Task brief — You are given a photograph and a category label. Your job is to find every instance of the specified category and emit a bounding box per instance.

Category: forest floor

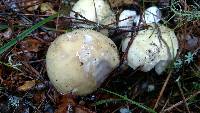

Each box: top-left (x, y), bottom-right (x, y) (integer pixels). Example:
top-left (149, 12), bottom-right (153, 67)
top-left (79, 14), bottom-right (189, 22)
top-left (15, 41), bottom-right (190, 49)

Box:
top-left (0, 0), bottom-right (200, 113)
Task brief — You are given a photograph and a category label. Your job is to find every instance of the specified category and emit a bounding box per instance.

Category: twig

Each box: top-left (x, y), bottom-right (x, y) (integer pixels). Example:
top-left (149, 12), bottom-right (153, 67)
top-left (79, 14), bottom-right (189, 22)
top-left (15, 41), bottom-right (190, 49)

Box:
top-left (170, 0), bottom-right (200, 21)
top-left (162, 91), bottom-right (200, 112)
top-left (154, 71), bottom-right (172, 109)
top-left (100, 88), bottom-right (157, 113)
top-left (176, 77), bottom-right (191, 113)
top-left (160, 98), bottom-right (169, 112)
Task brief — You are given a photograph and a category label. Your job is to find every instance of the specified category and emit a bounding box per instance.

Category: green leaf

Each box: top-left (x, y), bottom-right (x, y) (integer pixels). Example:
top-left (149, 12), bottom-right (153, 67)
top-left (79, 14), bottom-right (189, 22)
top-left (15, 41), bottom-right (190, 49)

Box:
top-left (95, 99), bottom-right (123, 106)
top-left (0, 13), bottom-right (58, 55)
top-left (0, 25), bottom-right (8, 30)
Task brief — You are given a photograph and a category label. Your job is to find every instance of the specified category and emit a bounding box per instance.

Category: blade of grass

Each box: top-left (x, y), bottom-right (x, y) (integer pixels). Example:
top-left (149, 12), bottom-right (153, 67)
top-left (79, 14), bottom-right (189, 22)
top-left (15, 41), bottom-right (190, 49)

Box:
top-left (100, 88), bottom-right (157, 113)
top-left (0, 25), bottom-right (8, 30)
top-left (95, 99), bottom-right (124, 106)
top-left (0, 13), bottom-right (59, 55)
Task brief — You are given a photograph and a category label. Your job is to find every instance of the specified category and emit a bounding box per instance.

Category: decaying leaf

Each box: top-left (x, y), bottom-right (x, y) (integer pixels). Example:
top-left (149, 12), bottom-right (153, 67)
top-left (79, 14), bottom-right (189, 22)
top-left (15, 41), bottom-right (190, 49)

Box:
top-left (40, 2), bottom-right (56, 14)
top-left (0, 65), bottom-right (3, 82)
top-left (3, 0), bottom-right (42, 12)
top-left (108, 0), bottom-right (137, 8)
top-left (55, 95), bottom-right (95, 113)
top-left (33, 91), bottom-right (46, 104)
top-left (75, 105), bottom-right (96, 113)
top-left (18, 80), bottom-right (35, 91)
top-left (20, 38), bottom-right (42, 52)
top-left (2, 27), bottom-right (12, 39)
top-left (55, 95), bottom-right (76, 113)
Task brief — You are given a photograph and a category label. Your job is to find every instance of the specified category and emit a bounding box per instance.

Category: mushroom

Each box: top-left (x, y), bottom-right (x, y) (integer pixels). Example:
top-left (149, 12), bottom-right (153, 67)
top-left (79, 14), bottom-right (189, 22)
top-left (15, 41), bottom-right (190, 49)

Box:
top-left (70, 0), bottom-right (116, 28)
top-left (122, 24), bottom-right (179, 74)
top-left (144, 6), bottom-right (161, 24)
top-left (118, 6), bottom-right (161, 30)
top-left (118, 10), bottom-right (138, 30)
top-left (46, 29), bottom-right (119, 95)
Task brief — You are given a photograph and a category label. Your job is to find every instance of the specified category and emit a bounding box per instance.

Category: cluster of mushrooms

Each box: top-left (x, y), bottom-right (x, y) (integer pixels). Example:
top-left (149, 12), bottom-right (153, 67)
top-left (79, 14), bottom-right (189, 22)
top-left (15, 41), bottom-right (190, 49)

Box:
top-left (46, 0), bottom-right (179, 96)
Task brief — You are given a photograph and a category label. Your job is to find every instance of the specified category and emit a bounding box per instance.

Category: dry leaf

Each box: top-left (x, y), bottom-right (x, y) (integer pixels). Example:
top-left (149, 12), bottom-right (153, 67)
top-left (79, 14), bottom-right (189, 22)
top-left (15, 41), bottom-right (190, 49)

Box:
top-left (20, 38), bottom-right (42, 52)
top-left (108, 0), bottom-right (137, 8)
top-left (55, 94), bottom-right (95, 113)
top-left (55, 95), bottom-right (76, 113)
top-left (75, 105), bottom-right (96, 113)
top-left (40, 2), bottom-right (56, 14)
top-left (0, 65), bottom-right (3, 83)
top-left (33, 91), bottom-right (46, 104)
top-left (2, 27), bottom-right (12, 39)
top-left (18, 80), bottom-right (35, 91)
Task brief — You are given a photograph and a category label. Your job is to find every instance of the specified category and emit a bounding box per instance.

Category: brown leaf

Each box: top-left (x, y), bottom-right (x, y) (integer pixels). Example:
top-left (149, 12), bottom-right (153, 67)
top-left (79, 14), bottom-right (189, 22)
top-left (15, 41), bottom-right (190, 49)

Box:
top-left (75, 105), bottom-right (96, 113)
top-left (197, 54), bottom-right (200, 67)
top-left (33, 91), bottom-right (46, 104)
top-left (55, 94), bottom-right (96, 113)
top-left (0, 65), bottom-right (3, 83)
top-left (108, 0), bottom-right (138, 8)
top-left (55, 95), bottom-right (77, 113)
top-left (20, 38), bottom-right (42, 52)
top-left (2, 27), bottom-right (12, 39)
top-left (18, 80), bottom-right (35, 91)
top-left (40, 2), bottom-right (56, 15)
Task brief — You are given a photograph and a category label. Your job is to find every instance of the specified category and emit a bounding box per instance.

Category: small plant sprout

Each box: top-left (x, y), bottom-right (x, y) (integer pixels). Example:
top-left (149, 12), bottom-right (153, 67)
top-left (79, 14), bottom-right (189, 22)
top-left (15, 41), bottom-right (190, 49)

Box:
top-left (170, 0), bottom-right (200, 21)
top-left (184, 52), bottom-right (194, 64)
top-left (119, 107), bottom-right (132, 113)
top-left (0, 51), bottom-right (24, 71)
top-left (8, 95), bottom-right (20, 108)
top-left (173, 51), bottom-right (197, 70)
top-left (8, 51), bottom-right (24, 71)
top-left (174, 59), bottom-right (183, 69)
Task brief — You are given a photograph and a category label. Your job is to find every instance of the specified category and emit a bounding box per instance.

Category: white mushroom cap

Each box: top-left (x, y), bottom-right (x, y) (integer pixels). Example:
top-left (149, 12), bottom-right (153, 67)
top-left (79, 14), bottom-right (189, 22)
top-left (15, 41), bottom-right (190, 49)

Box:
top-left (122, 24), bottom-right (179, 74)
top-left (118, 6), bottom-right (161, 28)
top-left (70, 0), bottom-right (116, 28)
top-left (144, 6), bottom-right (161, 24)
top-left (118, 10), bottom-right (137, 30)
top-left (46, 29), bottom-right (119, 95)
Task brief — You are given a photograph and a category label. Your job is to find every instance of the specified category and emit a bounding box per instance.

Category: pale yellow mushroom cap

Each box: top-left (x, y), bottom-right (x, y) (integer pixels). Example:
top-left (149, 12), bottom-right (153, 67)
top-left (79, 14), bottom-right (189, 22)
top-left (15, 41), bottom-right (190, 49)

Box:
top-left (46, 29), bottom-right (119, 95)
top-left (70, 0), bottom-right (116, 28)
top-left (122, 24), bottom-right (179, 74)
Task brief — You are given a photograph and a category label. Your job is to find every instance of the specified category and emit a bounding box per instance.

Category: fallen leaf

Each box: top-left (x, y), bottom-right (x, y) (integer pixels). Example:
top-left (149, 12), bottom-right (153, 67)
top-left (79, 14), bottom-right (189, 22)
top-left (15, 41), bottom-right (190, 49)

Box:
top-left (40, 2), bottom-right (56, 14)
top-left (55, 94), bottom-right (96, 113)
top-left (0, 65), bottom-right (3, 83)
top-left (108, 0), bottom-right (138, 8)
top-left (55, 95), bottom-right (76, 113)
top-left (184, 35), bottom-right (199, 50)
top-left (2, 27), bottom-right (12, 39)
top-left (75, 105), bottom-right (96, 113)
top-left (18, 80), bottom-right (35, 91)
top-left (20, 38), bottom-right (42, 52)
top-left (33, 91), bottom-right (46, 104)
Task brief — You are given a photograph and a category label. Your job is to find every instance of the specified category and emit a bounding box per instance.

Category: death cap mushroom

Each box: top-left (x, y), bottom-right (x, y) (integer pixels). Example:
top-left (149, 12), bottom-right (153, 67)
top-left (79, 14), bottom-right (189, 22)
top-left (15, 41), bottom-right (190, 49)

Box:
top-left (46, 29), bottom-right (119, 95)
